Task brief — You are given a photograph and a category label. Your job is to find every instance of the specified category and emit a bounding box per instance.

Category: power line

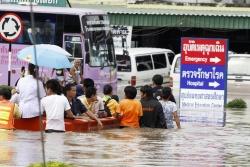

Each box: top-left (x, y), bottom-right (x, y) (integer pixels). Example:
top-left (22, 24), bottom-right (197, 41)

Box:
top-left (133, 27), bottom-right (171, 37)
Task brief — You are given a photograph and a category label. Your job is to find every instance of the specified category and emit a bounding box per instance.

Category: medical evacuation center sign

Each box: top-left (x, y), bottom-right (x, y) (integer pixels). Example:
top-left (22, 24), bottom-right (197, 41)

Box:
top-left (180, 38), bottom-right (228, 126)
top-left (0, 13), bottom-right (23, 42)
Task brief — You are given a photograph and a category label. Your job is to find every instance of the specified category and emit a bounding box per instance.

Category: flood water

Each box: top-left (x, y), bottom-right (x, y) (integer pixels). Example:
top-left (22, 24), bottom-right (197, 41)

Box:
top-left (1, 94), bottom-right (250, 167)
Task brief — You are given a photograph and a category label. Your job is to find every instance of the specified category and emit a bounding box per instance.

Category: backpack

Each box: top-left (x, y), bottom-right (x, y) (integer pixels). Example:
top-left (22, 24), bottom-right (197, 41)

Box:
top-left (104, 98), bottom-right (112, 117)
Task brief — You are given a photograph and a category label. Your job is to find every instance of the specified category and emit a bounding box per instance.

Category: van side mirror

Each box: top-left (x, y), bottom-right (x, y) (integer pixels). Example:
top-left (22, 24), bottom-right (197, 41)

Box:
top-left (174, 67), bottom-right (180, 73)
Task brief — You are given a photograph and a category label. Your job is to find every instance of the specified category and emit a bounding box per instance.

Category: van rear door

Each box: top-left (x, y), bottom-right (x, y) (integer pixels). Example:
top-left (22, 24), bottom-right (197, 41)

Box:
top-left (135, 55), bottom-right (154, 86)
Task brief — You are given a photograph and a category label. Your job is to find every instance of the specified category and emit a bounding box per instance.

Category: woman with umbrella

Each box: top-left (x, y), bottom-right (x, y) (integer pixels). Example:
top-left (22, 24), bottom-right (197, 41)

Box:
top-left (16, 44), bottom-right (74, 117)
top-left (16, 63), bottom-right (46, 118)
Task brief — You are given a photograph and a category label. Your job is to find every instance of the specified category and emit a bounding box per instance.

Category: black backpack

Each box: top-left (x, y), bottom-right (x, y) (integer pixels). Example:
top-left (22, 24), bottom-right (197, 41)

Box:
top-left (104, 98), bottom-right (112, 117)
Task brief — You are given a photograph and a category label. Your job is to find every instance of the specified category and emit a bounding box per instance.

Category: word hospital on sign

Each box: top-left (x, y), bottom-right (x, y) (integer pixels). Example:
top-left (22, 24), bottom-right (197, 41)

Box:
top-left (187, 81), bottom-right (204, 87)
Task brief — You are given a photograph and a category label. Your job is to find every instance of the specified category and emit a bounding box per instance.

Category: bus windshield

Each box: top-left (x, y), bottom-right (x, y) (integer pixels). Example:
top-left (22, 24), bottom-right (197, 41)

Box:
top-left (82, 15), bottom-right (115, 67)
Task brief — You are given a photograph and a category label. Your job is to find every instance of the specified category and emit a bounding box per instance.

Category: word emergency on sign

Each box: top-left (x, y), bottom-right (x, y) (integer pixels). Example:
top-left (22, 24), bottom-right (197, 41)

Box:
top-left (179, 38), bottom-right (228, 126)
top-left (0, 13), bottom-right (23, 42)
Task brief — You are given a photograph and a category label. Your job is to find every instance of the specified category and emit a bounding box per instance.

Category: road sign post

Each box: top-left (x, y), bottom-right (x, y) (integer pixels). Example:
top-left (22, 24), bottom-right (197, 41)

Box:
top-left (0, 13), bottom-right (23, 86)
top-left (8, 43), bottom-right (12, 86)
top-left (179, 37), bottom-right (228, 126)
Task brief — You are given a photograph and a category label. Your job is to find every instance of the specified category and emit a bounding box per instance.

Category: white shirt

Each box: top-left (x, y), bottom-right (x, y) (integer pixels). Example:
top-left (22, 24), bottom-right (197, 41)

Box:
top-left (160, 100), bottom-right (177, 129)
top-left (10, 93), bottom-right (20, 105)
top-left (16, 75), bottom-right (46, 118)
top-left (95, 96), bottom-right (104, 112)
top-left (41, 94), bottom-right (71, 131)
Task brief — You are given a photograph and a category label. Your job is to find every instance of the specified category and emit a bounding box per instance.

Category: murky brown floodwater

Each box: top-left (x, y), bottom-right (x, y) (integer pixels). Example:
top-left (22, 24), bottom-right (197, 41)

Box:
top-left (1, 92), bottom-right (250, 167)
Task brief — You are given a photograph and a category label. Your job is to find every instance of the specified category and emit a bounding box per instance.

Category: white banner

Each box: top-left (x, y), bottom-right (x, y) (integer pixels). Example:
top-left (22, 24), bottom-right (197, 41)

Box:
top-left (111, 25), bottom-right (132, 49)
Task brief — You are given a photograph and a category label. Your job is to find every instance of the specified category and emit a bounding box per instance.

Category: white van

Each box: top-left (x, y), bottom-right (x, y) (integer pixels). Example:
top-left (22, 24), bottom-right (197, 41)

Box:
top-left (228, 54), bottom-right (250, 96)
top-left (170, 53), bottom-right (181, 98)
top-left (116, 48), bottom-right (174, 89)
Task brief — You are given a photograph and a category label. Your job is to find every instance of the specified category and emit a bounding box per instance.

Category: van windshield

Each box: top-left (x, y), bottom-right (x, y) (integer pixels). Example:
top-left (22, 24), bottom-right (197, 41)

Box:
top-left (116, 54), bottom-right (131, 72)
top-left (228, 56), bottom-right (250, 76)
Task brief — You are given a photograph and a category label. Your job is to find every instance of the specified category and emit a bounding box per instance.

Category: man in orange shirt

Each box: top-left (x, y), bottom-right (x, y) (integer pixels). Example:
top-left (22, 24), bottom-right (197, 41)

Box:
top-left (0, 87), bottom-right (21, 130)
top-left (117, 86), bottom-right (143, 128)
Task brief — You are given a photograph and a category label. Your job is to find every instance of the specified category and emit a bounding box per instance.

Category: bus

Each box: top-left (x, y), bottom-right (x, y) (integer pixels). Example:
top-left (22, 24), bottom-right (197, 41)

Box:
top-left (0, 4), bottom-right (117, 92)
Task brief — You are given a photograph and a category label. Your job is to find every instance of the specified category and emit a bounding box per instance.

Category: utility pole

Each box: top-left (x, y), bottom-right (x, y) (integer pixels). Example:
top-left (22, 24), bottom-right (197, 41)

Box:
top-left (66, 0), bottom-right (71, 7)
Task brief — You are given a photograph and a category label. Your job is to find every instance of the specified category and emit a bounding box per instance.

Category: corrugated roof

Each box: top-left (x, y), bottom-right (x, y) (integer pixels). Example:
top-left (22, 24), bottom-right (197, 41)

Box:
top-left (72, 4), bottom-right (250, 29)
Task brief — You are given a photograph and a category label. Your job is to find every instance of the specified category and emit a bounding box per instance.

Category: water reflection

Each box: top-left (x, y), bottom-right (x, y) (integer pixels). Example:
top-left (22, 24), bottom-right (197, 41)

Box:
top-left (0, 95), bottom-right (250, 166)
top-left (12, 132), bottom-right (44, 167)
top-left (0, 130), bottom-right (13, 165)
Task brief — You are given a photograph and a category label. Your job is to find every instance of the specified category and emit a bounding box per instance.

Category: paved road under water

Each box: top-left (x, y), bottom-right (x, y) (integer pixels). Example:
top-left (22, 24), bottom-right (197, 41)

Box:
top-left (0, 94), bottom-right (250, 167)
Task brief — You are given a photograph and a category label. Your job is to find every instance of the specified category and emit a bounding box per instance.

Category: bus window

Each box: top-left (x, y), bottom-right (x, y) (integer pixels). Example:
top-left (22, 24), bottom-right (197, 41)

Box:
top-left (64, 15), bottom-right (81, 33)
top-left (64, 35), bottom-right (83, 62)
top-left (14, 13), bottom-right (56, 44)
top-left (82, 15), bottom-right (115, 67)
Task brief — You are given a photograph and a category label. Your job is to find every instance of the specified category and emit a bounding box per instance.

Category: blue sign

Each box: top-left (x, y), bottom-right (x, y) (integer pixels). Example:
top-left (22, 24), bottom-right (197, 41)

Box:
top-left (180, 64), bottom-right (226, 90)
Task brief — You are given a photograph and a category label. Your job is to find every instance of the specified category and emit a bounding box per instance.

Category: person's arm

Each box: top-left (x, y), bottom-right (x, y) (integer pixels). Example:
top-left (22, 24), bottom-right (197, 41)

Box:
top-left (85, 111), bottom-right (103, 129)
top-left (65, 109), bottom-right (75, 119)
top-left (173, 111), bottom-right (181, 129)
top-left (138, 101), bottom-right (143, 118)
top-left (40, 99), bottom-right (46, 117)
top-left (10, 93), bottom-right (18, 104)
top-left (13, 104), bottom-right (21, 119)
top-left (64, 97), bottom-right (75, 119)
top-left (114, 101), bottom-right (122, 119)
top-left (39, 81), bottom-right (46, 98)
